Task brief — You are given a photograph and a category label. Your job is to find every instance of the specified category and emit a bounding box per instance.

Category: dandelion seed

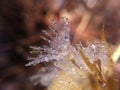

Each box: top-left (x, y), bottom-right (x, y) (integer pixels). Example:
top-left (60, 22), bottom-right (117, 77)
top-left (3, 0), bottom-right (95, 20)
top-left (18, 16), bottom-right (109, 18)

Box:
top-left (26, 18), bottom-right (114, 89)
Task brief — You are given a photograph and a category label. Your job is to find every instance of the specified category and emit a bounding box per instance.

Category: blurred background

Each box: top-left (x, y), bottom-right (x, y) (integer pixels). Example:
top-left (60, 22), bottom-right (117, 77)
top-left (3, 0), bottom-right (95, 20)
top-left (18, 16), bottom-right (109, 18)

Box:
top-left (0, 0), bottom-right (120, 90)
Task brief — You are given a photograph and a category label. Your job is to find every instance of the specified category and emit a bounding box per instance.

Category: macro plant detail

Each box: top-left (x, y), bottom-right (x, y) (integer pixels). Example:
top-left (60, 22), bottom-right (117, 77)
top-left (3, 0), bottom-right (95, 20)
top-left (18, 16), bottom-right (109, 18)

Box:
top-left (26, 18), bottom-right (118, 90)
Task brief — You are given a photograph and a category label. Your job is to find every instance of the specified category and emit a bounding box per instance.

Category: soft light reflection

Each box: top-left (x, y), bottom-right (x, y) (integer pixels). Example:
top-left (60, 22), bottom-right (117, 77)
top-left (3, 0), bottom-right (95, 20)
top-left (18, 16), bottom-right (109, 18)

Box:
top-left (86, 0), bottom-right (97, 8)
top-left (112, 45), bottom-right (120, 62)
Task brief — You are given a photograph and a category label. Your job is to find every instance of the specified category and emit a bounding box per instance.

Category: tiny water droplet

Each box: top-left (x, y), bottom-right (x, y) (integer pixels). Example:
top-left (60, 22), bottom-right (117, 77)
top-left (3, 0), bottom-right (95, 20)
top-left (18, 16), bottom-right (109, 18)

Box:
top-left (52, 19), bottom-right (57, 24)
top-left (62, 17), bottom-right (69, 26)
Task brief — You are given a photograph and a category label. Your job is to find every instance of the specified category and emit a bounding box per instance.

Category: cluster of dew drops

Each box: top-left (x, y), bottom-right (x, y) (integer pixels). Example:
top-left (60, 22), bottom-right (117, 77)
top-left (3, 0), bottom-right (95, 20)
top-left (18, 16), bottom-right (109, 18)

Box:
top-left (25, 17), bottom-right (111, 86)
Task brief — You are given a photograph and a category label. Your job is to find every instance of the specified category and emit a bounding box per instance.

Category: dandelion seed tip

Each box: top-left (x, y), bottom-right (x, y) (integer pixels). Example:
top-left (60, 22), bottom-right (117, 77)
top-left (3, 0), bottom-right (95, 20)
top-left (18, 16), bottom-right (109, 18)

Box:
top-left (25, 63), bottom-right (30, 67)
top-left (62, 17), bottom-right (68, 20)
top-left (62, 17), bottom-right (69, 26)
top-left (51, 19), bottom-right (57, 24)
